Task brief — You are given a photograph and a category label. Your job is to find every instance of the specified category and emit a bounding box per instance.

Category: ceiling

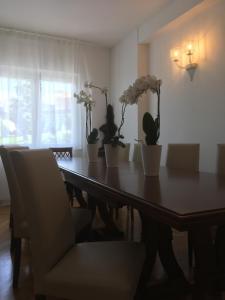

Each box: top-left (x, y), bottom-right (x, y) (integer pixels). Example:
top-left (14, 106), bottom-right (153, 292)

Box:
top-left (0, 0), bottom-right (174, 47)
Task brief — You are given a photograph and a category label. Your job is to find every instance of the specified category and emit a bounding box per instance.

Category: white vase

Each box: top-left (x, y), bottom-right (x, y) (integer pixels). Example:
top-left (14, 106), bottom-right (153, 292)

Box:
top-left (87, 144), bottom-right (98, 163)
top-left (141, 144), bottom-right (162, 176)
top-left (104, 144), bottom-right (119, 167)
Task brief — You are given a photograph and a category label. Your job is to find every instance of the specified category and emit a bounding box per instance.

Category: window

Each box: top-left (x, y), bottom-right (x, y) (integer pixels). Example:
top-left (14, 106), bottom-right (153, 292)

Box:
top-left (0, 67), bottom-right (75, 147)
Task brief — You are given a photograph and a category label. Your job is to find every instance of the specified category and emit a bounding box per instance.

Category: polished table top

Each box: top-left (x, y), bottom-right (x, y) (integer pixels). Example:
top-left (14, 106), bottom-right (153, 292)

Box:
top-left (58, 158), bottom-right (225, 230)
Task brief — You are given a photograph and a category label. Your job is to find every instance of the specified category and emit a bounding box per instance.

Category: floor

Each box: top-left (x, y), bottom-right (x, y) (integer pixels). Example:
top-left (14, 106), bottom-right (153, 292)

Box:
top-left (0, 204), bottom-right (224, 300)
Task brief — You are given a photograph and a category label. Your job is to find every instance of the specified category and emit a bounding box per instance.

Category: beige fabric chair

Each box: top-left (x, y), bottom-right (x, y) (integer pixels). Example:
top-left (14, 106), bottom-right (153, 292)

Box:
top-left (118, 143), bottom-right (130, 162)
top-left (50, 147), bottom-right (73, 159)
top-left (166, 143), bottom-right (200, 267)
top-left (214, 144), bottom-right (225, 279)
top-left (217, 144), bottom-right (225, 175)
top-left (166, 144), bottom-right (200, 172)
top-left (0, 146), bottom-right (29, 237)
top-left (11, 149), bottom-right (145, 300)
top-left (0, 145), bottom-right (29, 288)
top-left (0, 146), bottom-right (92, 288)
top-left (132, 143), bottom-right (142, 163)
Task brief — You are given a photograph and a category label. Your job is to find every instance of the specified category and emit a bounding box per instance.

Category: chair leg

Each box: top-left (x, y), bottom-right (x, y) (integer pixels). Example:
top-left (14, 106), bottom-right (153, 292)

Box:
top-left (35, 295), bottom-right (46, 300)
top-left (188, 231), bottom-right (193, 267)
top-left (12, 238), bottom-right (21, 289)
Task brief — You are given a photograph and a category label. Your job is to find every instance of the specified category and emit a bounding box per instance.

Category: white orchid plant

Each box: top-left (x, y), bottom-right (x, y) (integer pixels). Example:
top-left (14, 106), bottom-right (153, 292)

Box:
top-left (74, 90), bottom-right (96, 142)
top-left (119, 75), bottom-right (162, 145)
top-left (84, 81), bottom-right (108, 109)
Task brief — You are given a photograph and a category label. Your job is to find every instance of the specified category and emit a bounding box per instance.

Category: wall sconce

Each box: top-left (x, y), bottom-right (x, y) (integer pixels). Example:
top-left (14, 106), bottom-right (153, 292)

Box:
top-left (171, 41), bottom-right (198, 81)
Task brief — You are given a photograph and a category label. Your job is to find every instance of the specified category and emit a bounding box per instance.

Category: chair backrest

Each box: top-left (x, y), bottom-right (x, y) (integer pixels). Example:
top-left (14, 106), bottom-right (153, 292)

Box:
top-left (10, 149), bottom-right (74, 290)
top-left (0, 145), bottom-right (29, 237)
top-left (50, 147), bottom-right (72, 159)
top-left (132, 143), bottom-right (142, 163)
top-left (217, 144), bottom-right (225, 175)
top-left (118, 143), bottom-right (130, 162)
top-left (166, 144), bottom-right (200, 172)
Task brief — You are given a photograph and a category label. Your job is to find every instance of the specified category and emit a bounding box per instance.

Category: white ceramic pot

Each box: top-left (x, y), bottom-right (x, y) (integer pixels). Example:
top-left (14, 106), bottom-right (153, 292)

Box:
top-left (87, 144), bottom-right (98, 163)
top-left (104, 144), bottom-right (119, 167)
top-left (141, 144), bottom-right (162, 176)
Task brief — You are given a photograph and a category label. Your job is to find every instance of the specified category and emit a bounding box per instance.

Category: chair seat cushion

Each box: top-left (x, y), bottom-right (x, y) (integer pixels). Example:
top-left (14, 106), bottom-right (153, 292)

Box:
top-left (44, 241), bottom-right (145, 300)
top-left (71, 208), bottom-right (92, 237)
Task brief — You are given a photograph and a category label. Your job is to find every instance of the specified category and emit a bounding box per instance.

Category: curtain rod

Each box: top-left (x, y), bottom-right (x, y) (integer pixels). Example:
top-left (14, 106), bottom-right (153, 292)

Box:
top-left (0, 26), bottom-right (108, 49)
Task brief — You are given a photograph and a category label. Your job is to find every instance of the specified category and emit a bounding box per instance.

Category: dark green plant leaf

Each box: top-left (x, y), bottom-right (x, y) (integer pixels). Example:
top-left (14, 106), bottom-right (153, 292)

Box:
top-left (143, 112), bottom-right (159, 145)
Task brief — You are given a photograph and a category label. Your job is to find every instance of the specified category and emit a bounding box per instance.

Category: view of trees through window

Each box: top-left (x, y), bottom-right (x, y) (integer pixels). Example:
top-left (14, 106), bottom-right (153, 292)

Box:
top-left (0, 70), bottom-right (74, 147)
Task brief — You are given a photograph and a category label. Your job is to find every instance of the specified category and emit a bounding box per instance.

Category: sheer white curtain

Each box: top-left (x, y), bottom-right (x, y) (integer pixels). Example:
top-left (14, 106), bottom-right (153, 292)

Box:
top-left (0, 29), bottom-right (87, 150)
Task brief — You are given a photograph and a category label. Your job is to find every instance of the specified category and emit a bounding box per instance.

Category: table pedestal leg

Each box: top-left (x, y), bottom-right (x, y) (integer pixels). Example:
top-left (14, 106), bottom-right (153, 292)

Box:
top-left (74, 187), bottom-right (87, 208)
top-left (138, 215), bottom-right (158, 289)
top-left (190, 227), bottom-right (219, 296)
top-left (138, 214), bottom-right (186, 289)
top-left (87, 195), bottom-right (97, 220)
top-left (215, 224), bottom-right (225, 289)
top-left (87, 195), bottom-right (123, 238)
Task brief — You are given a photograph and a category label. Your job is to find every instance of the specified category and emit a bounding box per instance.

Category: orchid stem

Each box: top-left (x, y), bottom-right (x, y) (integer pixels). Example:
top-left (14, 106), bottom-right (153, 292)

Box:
top-left (118, 103), bottom-right (127, 137)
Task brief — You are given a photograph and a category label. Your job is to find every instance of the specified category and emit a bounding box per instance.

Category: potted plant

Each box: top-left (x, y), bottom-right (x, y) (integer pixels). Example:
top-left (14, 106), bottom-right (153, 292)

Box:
top-left (74, 90), bottom-right (99, 162)
top-left (99, 104), bottom-right (125, 167)
top-left (77, 82), bottom-right (127, 167)
top-left (119, 75), bottom-right (162, 176)
top-left (142, 112), bottom-right (161, 176)
top-left (85, 81), bottom-right (127, 163)
top-left (87, 128), bottom-right (99, 162)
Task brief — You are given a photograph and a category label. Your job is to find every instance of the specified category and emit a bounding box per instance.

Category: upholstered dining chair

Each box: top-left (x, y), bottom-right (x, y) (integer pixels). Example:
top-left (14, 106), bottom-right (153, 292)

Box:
top-left (0, 145), bottom-right (29, 288)
top-left (50, 147), bottom-right (87, 208)
top-left (217, 144), bottom-right (225, 175)
top-left (50, 147), bottom-right (72, 159)
top-left (166, 143), bottom-right (200, 172)
top-left (166, 143), bottom-right (200, 267)
top-left (132, 143), bottom-right (142, 163)
top-left (11, 149), bottom-right (145, 300)
top-left (118, 143), bottom-right (130, 162)
top-left (0, 146), bottom-right (92, 288)
top-left (214, 144), bottom-right (225, 285)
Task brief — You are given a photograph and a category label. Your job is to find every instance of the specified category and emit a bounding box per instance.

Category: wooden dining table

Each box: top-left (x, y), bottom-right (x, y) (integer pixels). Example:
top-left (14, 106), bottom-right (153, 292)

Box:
top-left (58, 157), bottom-right (225, 295)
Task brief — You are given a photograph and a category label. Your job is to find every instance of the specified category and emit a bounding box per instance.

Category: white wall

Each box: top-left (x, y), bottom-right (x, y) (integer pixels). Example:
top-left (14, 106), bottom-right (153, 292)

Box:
top-left (138, 0), bottom-right (204, 43)
top-left (109, 1), bottom-right (203, 159)
top-left (149, 0), bottom-right (225, 172)
top-left (81, 43), bottom-right (110, 130)
top-left (110, 31), bottom-right (138, 145)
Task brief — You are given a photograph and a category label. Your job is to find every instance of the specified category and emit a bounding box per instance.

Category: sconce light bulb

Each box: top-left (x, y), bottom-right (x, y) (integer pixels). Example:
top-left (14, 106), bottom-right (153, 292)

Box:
top-left (187, 43), bottom-right (192, 50)
top-left (171, 49), bottom-right (180, 62)
top-left (186, 42), bottom-right (194, 56)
